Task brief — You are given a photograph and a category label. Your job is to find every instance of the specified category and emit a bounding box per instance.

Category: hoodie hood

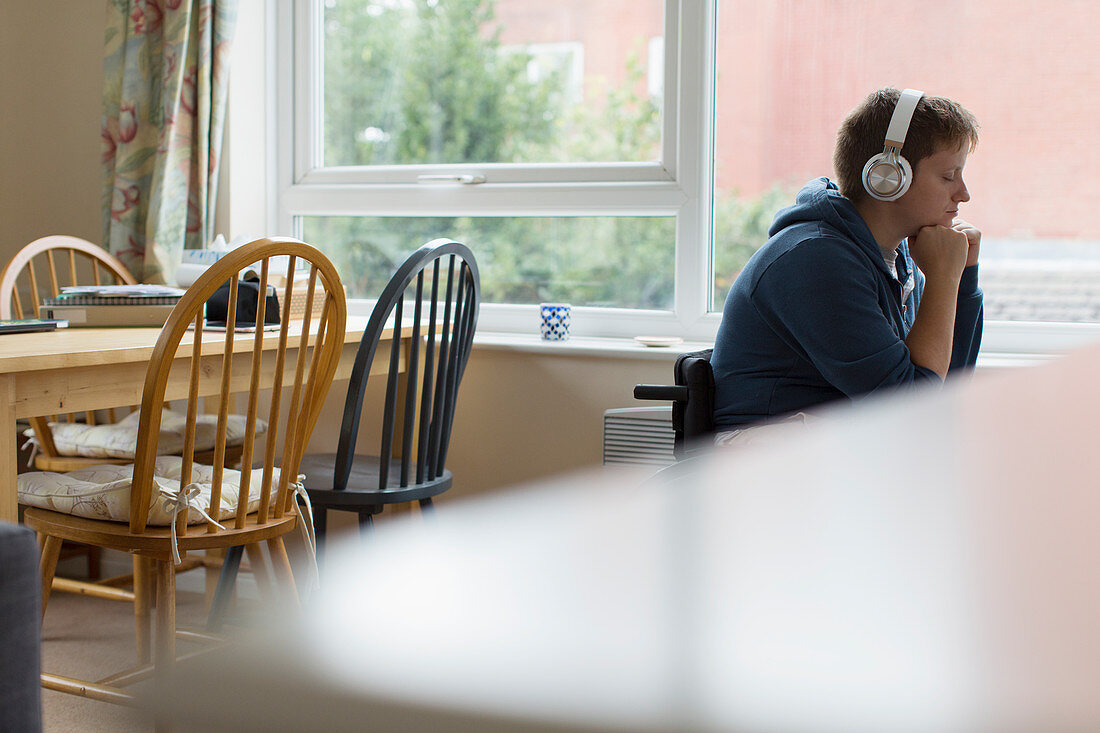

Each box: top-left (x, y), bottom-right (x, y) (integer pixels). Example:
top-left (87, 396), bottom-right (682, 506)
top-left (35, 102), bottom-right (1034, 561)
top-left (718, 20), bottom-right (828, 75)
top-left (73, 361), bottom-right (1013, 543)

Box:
top-left (769, 177), bottom-right (890, 269)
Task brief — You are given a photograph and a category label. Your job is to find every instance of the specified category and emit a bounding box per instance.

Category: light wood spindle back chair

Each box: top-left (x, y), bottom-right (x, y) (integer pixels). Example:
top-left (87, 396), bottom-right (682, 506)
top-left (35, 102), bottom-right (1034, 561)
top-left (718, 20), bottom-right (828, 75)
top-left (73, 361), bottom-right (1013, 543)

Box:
top-left (21, 237), bottom-right (347, 717)
top-left (2, 237), bottom-right (144, 597)
top-left (0, 236), bottom-right (139, 471)
top-left (2, 236), bottom-right (251, 606)
top-left (1, 235), bottom-right (253, 473)
top-left (0, 234), bottom-right (136, 320)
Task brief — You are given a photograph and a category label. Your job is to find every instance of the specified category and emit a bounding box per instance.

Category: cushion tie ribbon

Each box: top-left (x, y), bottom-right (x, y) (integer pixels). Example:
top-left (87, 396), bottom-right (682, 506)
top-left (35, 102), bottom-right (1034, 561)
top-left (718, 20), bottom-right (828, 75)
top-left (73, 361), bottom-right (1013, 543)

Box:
top-left (291, 480), bottom-right (320, 591)
top-left (160, 484), bottom-right (225, 565)
top-left (20, 434), bottom-right (39, 468)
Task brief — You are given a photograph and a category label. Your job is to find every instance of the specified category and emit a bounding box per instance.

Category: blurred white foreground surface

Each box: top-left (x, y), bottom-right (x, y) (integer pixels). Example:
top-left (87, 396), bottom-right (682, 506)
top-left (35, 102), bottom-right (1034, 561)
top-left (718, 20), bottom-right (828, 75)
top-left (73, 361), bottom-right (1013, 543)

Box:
top-left (159, 342), bottom-right (1100, 732)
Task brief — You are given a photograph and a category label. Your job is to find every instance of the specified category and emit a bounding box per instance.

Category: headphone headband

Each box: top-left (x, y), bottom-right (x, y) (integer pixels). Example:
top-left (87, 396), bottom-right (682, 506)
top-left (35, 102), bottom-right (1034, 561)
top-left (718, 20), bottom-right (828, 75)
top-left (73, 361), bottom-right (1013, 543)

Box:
top-left (884, 88), bottom-right (923, 150)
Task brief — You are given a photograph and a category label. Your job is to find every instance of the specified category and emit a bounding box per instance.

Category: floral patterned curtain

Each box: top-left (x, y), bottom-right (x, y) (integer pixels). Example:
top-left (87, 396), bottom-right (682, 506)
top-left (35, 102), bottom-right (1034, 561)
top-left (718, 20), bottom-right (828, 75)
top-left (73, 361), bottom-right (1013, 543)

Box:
top-left (100, 0), bottom-right (238, 284)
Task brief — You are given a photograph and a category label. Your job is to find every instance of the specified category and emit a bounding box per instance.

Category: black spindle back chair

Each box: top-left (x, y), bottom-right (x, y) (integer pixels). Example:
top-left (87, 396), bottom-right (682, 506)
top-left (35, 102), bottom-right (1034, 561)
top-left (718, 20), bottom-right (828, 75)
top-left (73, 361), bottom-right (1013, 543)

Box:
top-left (299, 238), bottom-right (480, 546)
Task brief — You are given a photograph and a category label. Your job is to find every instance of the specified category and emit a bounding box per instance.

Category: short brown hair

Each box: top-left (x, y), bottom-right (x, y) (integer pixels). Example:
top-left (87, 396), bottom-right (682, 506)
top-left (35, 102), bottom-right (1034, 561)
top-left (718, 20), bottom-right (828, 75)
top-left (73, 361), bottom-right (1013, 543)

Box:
top-left (833, 88), bottom-right (980, 204)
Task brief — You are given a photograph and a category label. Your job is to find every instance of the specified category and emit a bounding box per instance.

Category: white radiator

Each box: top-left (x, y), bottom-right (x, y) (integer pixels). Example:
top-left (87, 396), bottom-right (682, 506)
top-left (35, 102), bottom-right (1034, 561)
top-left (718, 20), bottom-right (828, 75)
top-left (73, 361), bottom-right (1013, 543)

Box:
top-left (602, 406), bottom-right (675, 467)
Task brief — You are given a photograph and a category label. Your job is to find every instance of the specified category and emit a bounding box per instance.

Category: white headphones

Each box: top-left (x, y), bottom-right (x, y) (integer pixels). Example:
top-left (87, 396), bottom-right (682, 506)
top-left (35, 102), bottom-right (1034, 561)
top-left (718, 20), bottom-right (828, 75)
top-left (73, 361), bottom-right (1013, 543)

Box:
top-left (861, 88), bottom-right (924, 201)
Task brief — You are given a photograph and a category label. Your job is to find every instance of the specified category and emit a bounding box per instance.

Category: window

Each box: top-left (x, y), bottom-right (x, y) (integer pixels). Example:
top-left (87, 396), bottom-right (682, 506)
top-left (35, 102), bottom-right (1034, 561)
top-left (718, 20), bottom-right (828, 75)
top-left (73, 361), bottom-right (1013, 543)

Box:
top-left (277, 0), bottom-right (1100, 348)
top-left (280, 0), bottom-right (708, 338)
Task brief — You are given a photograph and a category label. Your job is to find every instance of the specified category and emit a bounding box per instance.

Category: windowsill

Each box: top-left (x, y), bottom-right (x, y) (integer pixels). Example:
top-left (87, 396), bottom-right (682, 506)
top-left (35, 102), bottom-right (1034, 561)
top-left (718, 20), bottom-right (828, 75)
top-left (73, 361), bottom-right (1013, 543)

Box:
top-left (975, 352), bottom-right (1059, 369)
top-left (473, 332), bottom-right (1061, 368)
top-left (473, 332), bottom-right (711, 360)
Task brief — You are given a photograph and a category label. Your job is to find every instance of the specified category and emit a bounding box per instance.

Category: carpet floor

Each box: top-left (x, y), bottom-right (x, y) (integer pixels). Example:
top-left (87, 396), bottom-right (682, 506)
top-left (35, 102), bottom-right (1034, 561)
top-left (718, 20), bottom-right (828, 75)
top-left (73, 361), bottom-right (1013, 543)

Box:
top-left (40, 579), bottom-right (241, 732)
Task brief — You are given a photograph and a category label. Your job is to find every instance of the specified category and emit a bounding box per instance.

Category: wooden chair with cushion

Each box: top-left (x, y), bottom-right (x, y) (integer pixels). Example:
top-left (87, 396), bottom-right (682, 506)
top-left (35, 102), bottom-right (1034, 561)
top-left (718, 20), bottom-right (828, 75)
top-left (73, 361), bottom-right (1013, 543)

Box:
top-left (1, 235), bottom-right (138, 473)
top-left (2, 235), bottom-right (257, 608)
top-left (1, 236), bottom-right (144, 598)
top-left (1, 235), bottom-right (255, 473)
top-left (18, 237), bottom-right (347, 719)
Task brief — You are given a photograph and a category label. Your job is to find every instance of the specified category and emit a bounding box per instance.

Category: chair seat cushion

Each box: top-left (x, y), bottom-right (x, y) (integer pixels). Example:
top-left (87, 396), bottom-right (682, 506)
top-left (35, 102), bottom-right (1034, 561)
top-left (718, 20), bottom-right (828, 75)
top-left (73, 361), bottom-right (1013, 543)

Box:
top-left (24, 409), bottom-right (266, 460)
top-left (297, 453), bottom-right (452, 506)
top-left (17, 456), bottom-right (294, 526)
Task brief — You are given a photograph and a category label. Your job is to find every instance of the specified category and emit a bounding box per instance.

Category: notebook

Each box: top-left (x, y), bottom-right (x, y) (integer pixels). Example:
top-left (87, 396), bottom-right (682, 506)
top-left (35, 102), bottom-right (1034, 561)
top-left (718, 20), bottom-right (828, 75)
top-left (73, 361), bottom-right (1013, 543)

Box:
top-left (0, 318), bottom-right (68, 334)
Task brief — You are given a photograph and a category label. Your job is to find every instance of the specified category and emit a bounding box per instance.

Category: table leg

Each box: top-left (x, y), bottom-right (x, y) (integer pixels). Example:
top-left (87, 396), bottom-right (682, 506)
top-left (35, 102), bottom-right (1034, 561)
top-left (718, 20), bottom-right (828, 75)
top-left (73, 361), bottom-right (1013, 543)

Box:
top-left (1, 375), bottom-right (18, 522)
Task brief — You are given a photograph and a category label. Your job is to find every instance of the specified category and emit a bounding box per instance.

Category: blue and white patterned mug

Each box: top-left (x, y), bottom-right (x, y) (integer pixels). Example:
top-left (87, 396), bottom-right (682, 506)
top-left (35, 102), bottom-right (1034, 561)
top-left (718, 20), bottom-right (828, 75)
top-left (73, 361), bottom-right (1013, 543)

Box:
top-left (540, 303), bottom-right (571, 341)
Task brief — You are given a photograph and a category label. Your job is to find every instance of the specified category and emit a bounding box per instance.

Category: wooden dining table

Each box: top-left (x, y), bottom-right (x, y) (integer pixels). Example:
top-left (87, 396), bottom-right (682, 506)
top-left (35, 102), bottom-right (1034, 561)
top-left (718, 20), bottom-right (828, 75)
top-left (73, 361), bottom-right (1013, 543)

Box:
top-left (0, 317), bottom-right (388, 522)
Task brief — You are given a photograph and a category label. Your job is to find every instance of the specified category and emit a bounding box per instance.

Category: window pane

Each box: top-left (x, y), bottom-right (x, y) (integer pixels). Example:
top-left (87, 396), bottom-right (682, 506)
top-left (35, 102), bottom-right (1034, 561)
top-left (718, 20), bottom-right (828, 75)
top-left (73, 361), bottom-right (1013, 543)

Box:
top-left (322, 0), bottom-right (664, 167)
top-left (711, 0), bottom-right (1100, 323)
top-left (301, 215), bottom-right (675, 308)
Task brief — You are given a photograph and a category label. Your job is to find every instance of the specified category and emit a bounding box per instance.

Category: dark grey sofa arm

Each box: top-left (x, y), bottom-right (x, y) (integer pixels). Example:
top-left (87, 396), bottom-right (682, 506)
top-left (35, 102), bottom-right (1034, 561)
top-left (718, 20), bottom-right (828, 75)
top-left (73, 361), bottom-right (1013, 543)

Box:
top-left (0, 521), bottom-right (42, 732)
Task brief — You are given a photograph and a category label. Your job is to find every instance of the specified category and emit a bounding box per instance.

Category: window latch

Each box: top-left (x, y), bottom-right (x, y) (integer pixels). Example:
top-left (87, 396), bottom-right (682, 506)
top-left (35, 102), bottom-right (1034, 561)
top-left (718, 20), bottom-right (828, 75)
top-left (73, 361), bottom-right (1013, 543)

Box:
top-left (416, 174), bottom-right (487, 185)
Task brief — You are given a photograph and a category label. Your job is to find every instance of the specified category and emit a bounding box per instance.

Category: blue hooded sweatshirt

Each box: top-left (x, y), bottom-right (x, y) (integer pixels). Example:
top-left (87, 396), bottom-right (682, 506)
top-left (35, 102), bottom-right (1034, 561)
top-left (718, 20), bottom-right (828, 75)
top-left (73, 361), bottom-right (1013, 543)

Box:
top-left (711, 177), bottom-right (983, 430)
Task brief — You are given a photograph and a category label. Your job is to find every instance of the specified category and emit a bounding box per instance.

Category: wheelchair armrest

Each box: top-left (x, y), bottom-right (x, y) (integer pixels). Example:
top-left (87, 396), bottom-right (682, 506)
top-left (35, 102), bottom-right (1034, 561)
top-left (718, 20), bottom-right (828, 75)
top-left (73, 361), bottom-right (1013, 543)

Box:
top-left (633, 384), bottom-right (690, 402)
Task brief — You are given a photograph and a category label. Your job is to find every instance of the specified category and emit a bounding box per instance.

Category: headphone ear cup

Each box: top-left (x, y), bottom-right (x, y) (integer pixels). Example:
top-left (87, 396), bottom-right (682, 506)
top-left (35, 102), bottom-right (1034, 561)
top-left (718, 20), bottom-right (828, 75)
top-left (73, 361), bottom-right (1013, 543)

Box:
top-left (862, 152), bottom-right (913, 202)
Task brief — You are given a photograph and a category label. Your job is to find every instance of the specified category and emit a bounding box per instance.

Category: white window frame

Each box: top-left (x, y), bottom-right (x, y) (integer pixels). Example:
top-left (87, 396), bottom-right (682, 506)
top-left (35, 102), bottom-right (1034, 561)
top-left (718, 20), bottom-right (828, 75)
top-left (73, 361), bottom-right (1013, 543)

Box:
top-left (271, 0), bottom-right (1100, 355)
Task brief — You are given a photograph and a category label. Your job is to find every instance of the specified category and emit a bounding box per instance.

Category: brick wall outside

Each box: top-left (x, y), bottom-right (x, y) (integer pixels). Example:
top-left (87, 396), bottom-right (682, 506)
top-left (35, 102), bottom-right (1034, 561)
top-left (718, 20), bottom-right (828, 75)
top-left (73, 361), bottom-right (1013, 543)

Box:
top-left (494, 0), bottom-right (1099, 242)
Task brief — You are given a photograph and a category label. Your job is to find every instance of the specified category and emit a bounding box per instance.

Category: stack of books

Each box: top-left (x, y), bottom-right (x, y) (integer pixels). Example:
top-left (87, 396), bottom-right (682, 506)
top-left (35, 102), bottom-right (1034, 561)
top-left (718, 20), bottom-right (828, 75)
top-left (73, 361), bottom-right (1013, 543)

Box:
top-left (42, 285), bottom-right (185, 327)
